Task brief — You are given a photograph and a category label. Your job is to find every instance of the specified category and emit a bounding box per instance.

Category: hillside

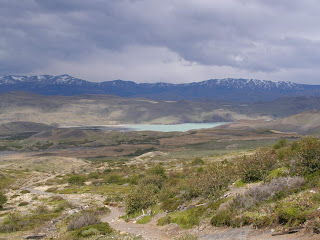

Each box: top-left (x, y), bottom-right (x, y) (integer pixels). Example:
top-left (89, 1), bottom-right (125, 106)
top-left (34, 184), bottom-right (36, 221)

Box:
top-left (0, 92), bottom-right (260, 126)
top-left (2, 92), bottom-right (320, 126)
top-left (0, 121), bottom-right (54, 136)
top-left (220, 109), bottom-right (320, 135)
top-left (1, 74), bottom-right (320, 102)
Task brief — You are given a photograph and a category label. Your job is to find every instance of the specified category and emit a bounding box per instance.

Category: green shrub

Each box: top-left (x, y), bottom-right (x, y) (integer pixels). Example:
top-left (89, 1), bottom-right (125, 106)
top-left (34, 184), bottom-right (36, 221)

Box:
top-left (67, 175), bottom-right (86, 186)
top-left (137, 215), bottom-right (152, 224)
top-left (0, 213), bottom-right (27, 232)
top-left (106, 174), bottom-right (126, 185)
top-left (129, 174), bottom-right (139, 185)
top-left (0, 212), bottom-right (59, 233)
top-left (161, 197), bottom-right (182, 212)
top-left (68, 211), bottom-right (100, 230)
top-left (273, 139), bottom-right (287, 149)
top-left (275, 204), bottom-right (310, 226)
top-left (160, 207), bottom-right (206, 229)
top-left (35, 205), bottom-right (49, 214)
top-left (139, 174), bottom-right (164, 189)
top-left (88, 172), bottom-right (99, 179)
top-left (125, 184), bottom-right (158, 214)
top-left (18, 201), bottom-right (29, 207)
top-left (46, 187), bottom-right (58, 192)
top-left (267, 167), bottom-right (289, 180)
top-left (234, 180), bottom-right (246, 188)
top-left (185, 161), bottom-right (236, 199)
top-left (81, 227), bottom-right (100, 237)
top-left (0, 191), bottom-right (7, 209)
top-left (296, 137), bottom-right (320, 175)
top-left (147, 164), bottom-right (167, 179)
top-left (239, 149), bottom-right (277, 183)
top-left (73, 223), bottom-right (112, 238)
top-left (157, 215), bottom-right (172, 226)
top-left (191, 157), bottom-right (204, 165)
top-left (20, 190), bottom-right (30, 194)
top-left (208, 198), bottom-right (228, 211)
top-left (211, 210), bottom-right (232, 227)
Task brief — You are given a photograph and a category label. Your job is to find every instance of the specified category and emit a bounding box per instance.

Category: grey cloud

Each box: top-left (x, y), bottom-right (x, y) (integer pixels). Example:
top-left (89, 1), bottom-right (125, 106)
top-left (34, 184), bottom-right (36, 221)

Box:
top-left (1, 0), bottom-right (320, 83)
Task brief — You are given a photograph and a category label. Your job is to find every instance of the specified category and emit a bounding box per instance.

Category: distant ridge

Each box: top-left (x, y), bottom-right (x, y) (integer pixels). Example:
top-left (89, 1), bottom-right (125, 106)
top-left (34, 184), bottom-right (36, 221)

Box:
top-left (1, 74), bottom-right (320, 102)
top-left (0, 121), bottom-right (54, 136)
top-left (220, 109), bottom-right (320, 135)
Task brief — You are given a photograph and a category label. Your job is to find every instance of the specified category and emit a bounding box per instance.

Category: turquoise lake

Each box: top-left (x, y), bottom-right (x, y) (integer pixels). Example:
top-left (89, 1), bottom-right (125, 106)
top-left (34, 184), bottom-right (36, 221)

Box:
top-left (125, 122), bottom-right (229, 132)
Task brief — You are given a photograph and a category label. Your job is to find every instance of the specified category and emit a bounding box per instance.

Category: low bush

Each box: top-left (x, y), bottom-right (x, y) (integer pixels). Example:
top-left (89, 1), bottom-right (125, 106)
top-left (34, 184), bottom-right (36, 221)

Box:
top-left (211, 210), bottom-right (233, 227)
top-left (175, 234), bottom-right (198, 240)
top-left (68, 211), bottom-right (100, 231)
top-left (139, 174), bottom-right (164, 189)
top-left (191, 157), bottom-right (204, 165)
top-left (185, 161), bottom-right (236, 199)
top-left (0, 191), bottom-right (7, 209)
top-left (106, 174), bottom-right (126, 185)
top-left (18, 201), bottom-right (29, 207)
top-left (88, 172), bottom-right (100, 179)
top-left (20, 190), bottom-right (30, 194)
top-left (157, 215), bottom-right (172, 226)
top-left (67, 175), bottom-right (86, 186)
top-left (0, 212), bottom-right (59, 233)
top-left (275, 202), bottom-right (310, 226)
top-left (295, 137), bottom-right (320, 175)
top-left (147, 164), bottom-right (167, 179)
top-left (232, 177), bottom-right (305, 210)
top-left (137, 215), bottom-right (152, 224)
top-left (239, 149), bottom-right (277, 183)
top-left (73, 223), bottom-right (112, 238)
top-left (125, 184), bottom-right (158, 214)
top-left (35, 205), bottom-right (49, 214)
top-left (159, 207), bottom-right (206, 229)
top-left (273, 138), bottom-right (287, 149)
top-left (46, 187), bottom-right (58, 192)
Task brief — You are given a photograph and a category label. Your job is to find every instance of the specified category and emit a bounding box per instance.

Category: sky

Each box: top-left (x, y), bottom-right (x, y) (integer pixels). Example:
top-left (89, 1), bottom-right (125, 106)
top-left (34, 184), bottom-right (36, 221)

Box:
top-left (1, 0), bottom-right (320, 84)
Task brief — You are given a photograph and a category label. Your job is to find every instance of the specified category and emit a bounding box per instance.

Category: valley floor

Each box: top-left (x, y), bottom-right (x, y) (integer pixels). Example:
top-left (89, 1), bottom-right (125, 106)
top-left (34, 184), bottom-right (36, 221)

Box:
top-left (0, 127), bottom-right (319, 240)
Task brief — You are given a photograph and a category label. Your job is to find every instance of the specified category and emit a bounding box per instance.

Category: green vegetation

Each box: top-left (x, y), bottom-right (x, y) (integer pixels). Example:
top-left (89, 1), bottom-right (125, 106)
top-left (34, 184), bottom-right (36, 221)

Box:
top-left (0, 211), bottom-right (60, 233)
top-left (73, 223), bottom-right (112, 238)
top-left (121, 137), bottom-right (320, 233)
top-left (136, 215), bottom-right (152, 224)
top-left (2, 115), bottom-right (320, 238)
top-left (67, 175), bottom-right (86, 186)
top-left (158, 207), bottom-right (206, 229)
top-left (18, 201), bottom-right (29, 207)
top-left (0, 191), bottom-right (7, 209)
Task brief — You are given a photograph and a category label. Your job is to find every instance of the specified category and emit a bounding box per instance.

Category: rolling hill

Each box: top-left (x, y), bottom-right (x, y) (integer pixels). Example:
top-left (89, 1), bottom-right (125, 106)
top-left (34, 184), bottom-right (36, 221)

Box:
top-left (0, 121), bottom-right (54, 136)
top-left (1, 92), bottom-right (320, 126)
top-left (0, 92), bottom-right (255, 126)
top-left (220, 109), bottom-right (320, 135)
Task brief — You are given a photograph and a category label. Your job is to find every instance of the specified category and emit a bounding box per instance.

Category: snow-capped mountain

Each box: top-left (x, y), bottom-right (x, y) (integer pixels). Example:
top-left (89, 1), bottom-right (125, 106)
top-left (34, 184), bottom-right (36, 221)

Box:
top-left (0, 74), bottom-right (319, 102)
top-left (0, 74), bottom-right (90, 85)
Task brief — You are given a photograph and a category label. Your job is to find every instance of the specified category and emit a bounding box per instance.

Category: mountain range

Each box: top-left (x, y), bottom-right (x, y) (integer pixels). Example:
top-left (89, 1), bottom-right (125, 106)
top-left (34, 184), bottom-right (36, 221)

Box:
top-left (1, 74), bottom-right (320, 102)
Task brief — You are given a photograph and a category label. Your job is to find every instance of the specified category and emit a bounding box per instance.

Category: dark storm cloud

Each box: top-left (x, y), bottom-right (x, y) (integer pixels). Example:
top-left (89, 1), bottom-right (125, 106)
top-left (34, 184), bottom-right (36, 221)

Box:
top-left (1, 0), bottom-right (320, 83)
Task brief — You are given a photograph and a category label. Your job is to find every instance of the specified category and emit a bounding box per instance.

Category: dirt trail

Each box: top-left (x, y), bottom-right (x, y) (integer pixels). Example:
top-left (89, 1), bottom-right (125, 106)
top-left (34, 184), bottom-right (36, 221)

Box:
top-left (101, 207), bottom-right (171, 240)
